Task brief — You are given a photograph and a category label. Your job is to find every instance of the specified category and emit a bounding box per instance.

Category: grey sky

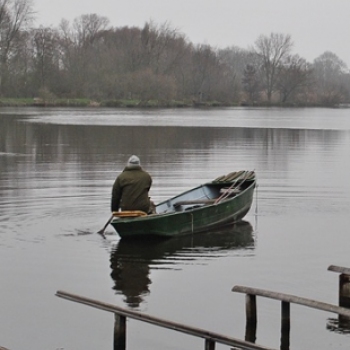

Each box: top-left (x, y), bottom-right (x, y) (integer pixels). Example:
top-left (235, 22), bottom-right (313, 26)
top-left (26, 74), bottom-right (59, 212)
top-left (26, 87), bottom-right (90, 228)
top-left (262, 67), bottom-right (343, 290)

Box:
top-left (34, 0), bottom-right (350, 67)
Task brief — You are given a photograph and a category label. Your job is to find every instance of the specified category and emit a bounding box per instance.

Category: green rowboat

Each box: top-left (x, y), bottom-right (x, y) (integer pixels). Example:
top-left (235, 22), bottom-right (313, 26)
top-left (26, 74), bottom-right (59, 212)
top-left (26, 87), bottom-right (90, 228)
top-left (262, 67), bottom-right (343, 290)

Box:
top-left (110, 170), bottom-right (256, 239)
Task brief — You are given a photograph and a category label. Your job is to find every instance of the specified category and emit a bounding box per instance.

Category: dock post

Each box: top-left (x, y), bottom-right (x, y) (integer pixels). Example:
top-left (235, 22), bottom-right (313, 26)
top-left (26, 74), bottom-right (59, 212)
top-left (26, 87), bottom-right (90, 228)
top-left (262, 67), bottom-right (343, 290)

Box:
top-left (205, 338), bottom-right (215, 350)
top-left (245, 321), bottom-right (257, 343)
top-left (339, 273), bottom-right (350, 325)
top-left (281, 301), bottom-right (290, 330)
top-left (114, 313), bottom-right (126, 350)
top-left (246, 294), bottom-right (257, 326)
top-left (327, 265), bottom-right (350, 325)
top-left (244, 293), bottom-right (257, 342)
top-left (327, 265), bottom-right (350, 309)
top-left (244, 294), bottom-right (257, 343)
top-left (339, 273), bottom-right (350, 309)
top-left (280, 301), bottom-right (290, 350)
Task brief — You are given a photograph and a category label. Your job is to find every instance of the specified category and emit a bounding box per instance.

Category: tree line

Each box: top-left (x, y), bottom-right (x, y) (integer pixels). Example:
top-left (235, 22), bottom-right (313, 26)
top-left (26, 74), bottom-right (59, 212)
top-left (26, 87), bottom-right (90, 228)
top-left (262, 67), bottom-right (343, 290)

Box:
top-left (2, 0), bottom-right (350, 106)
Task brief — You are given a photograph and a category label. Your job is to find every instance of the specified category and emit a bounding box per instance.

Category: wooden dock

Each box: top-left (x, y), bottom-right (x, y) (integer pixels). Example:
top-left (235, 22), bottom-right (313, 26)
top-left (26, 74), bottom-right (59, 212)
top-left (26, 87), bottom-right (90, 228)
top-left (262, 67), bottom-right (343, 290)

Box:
top-left (4, 264), bottom-right (350, 350)
top-left (54, 264), bottom-right (350, 350)
top-left (231, 264), bottom-right (350, 348)
top-left (56, 290), bottom-right (277, 350)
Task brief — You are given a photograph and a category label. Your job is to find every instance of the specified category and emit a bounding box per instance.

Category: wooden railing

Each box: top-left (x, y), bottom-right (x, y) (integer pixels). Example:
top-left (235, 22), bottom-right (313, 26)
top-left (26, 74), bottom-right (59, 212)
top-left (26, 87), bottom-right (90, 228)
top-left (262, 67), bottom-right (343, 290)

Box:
top-left (56, 290), bottom-right (277, 350)
top-left (328, 264), bottom-right (350, 309)
top-left (232, 285), bottom-right (350, 320)
top-left (232, 264), bottom-right (350, 349)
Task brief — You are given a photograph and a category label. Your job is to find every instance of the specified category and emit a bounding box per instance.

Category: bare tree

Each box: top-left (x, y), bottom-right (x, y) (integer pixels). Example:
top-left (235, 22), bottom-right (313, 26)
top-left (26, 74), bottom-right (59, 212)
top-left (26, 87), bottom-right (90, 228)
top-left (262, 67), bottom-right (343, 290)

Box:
top-left (218, 47), bottom-right (254, 102)
top-left (4, 29), bottom-right (31, 96)
top-left (188, 44), bottom-right (222, 102)
top-left (254, 32), bottom-right (293, 102)
top-left (242, 64), bottom-right (261, 103)
top-left (72, 13), bottom-right (110, 47)
top-left (57, 14), bottom-right (110, 97)
top-left (0, 0), bottom-right (34, 94)
top-left (125, 68), bottom-right (176, 102)
top-left (312, 51), bottom-right (348, 105)
top-left (32, 26), bottom-right (60, 90)
top-left (276, 54), bottom-right (312, 103)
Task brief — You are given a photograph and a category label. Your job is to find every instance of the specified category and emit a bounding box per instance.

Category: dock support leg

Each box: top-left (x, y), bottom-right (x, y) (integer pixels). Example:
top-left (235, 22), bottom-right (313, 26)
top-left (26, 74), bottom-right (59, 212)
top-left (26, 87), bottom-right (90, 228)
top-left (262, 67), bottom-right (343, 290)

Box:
top-left (339, 273), bottom-right (350, 308)
top-left (280, 301), bottom-right (290, 350)
top-left (339, 273), bottom-right (350, 324)
top-left (205, 339), bottom-right (215, 350)
top-left (244, 294), bottom-right (257, 343)
top-left (114, 314), bottom-right (126, 350)
top-left (245, 322), bottom-right (257, 343)
top-left (246, 294), bottom-right (257, 326)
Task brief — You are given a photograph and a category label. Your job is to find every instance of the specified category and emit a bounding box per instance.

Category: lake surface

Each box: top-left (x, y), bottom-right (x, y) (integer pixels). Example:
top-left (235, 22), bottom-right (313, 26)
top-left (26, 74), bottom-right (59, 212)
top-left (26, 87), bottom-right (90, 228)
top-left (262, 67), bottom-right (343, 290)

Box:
top-left (1, 107), bottom-right (350, 350)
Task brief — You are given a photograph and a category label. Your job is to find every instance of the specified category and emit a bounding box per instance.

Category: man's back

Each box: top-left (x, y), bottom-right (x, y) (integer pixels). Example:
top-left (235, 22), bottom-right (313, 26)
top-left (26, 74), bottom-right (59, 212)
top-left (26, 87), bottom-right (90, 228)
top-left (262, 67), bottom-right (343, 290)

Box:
top-left (111, 155), bottom-right (152, 213)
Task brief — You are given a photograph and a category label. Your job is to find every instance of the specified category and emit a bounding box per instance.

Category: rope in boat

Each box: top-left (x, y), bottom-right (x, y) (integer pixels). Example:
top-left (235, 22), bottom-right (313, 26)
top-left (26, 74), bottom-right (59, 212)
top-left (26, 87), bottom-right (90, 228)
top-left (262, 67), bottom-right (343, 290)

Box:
top-left (214, 170), bottom-right (252, 204)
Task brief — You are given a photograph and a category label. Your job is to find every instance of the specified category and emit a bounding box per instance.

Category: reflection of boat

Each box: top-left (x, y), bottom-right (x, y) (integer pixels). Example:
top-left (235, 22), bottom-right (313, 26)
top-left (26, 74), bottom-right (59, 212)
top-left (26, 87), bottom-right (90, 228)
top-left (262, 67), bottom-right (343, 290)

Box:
top-left (110, 220), bottom-right (255, 308)
top-left (110, 171), bottom-right (256, 239)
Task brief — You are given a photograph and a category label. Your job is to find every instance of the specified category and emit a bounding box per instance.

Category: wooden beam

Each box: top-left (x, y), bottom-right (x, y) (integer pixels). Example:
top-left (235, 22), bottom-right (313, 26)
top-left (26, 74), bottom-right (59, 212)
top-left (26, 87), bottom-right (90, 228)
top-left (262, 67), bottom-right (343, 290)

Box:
top-left (328, 265), bottom-right (350, 275)
top-left (232, 285), bottom-right (350, 317)
top-left (174, 199), bottom-right (216, 207)
top-left (56, 290), bottom-right (277, 350)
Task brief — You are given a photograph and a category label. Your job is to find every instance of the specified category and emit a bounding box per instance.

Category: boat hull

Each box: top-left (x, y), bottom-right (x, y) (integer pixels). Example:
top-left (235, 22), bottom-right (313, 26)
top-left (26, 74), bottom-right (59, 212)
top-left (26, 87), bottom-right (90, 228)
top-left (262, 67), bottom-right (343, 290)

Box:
top-left (110, 177), bottom-right (256, 239)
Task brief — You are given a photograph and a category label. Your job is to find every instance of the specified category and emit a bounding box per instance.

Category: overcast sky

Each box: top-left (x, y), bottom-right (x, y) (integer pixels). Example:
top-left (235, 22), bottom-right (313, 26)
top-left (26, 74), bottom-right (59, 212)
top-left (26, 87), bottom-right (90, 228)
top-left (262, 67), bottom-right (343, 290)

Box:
top-left (34, 0), bottom-right (350, 67)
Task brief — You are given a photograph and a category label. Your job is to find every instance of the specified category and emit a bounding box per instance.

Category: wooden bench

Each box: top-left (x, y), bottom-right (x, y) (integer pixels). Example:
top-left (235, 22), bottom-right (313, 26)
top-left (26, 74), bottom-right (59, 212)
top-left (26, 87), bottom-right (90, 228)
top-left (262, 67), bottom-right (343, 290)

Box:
top-left (173, 199), bottom-right (216, 207)
top-left (112, 210), bottom-right (147, 217)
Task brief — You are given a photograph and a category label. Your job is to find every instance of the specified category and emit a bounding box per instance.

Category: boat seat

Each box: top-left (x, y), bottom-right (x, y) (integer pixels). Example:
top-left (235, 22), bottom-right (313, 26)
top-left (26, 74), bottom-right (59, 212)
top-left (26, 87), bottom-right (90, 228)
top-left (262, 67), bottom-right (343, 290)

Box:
top-left (219, 188), bottom-right (241, 195)
top-left (173, 199), bottom-right (216, 207)
top-left (112, 210), bottom-right (148, 217)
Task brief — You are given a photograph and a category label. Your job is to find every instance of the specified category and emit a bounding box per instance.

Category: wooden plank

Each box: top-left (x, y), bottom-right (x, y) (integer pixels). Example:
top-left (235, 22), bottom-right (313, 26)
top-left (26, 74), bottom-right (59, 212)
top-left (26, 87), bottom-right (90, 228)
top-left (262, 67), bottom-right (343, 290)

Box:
top-left (173, 199), bottom-right (216, 207)
top-left (56, 290), bottom-right (277, 350)
top-left (328, 265), bottom-right (350, 275)
top-left (113, 210), bottom-right (147, 217)
top-left (232, 285), bottom-right (350, 317)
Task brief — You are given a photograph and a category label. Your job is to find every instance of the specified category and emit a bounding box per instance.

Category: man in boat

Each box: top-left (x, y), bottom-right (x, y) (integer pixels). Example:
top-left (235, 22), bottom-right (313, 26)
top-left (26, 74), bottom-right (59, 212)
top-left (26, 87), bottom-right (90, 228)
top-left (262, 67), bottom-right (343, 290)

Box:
top-left (111, 155), bottom-right (155, 214)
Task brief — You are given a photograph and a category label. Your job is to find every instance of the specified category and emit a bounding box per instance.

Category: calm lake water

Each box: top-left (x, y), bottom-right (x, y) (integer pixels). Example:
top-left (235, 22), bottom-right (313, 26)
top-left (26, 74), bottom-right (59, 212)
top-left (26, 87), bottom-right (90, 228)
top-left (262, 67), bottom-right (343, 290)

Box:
top-left (1, 107), bottom-right (350, 350)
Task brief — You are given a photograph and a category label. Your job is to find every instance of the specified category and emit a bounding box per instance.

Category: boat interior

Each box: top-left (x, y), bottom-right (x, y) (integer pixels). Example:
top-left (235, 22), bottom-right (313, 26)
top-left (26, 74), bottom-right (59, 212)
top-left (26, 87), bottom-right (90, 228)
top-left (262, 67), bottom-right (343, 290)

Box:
top-left (156, 179), bottom-right (253, 214)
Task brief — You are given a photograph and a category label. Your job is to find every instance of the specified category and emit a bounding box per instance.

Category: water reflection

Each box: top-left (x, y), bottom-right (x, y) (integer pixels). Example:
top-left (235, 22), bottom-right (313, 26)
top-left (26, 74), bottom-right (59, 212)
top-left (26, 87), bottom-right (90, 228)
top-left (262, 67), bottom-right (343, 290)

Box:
top-left (1, 113), bottom-right (346, 170)
top-left (245, 314), bottom-right (350, 350)
top-left (2, 108), bottom-right (350, 350)
top-left (327, 317), bottom-right (350, 334)
top-left (110, 220), bottom-right (254, 308)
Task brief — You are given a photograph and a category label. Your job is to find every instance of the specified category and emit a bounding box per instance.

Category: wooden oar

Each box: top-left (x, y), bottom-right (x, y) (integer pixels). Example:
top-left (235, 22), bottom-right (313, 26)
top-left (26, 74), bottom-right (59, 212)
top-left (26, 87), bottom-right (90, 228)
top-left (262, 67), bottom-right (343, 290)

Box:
top-left (97, 214), bottom-right (113, 238)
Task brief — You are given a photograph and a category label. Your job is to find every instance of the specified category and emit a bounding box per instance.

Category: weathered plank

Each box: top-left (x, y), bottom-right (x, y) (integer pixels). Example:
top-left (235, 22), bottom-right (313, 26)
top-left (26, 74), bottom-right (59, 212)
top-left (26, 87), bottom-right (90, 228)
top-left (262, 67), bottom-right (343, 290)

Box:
top-left (174, 199), bottom-right (215, 207)
top-left (56, 290), bottom-right (277, 350)
top-left (328, 265), bottom-right (350, 275)
top-left (232, 285), bottom-right (350, 317)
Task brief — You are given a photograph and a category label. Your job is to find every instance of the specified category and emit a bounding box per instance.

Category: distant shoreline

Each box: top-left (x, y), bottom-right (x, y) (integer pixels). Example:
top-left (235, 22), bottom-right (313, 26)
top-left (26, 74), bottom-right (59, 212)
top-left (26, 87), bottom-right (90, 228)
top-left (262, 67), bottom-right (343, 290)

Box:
top-left (0, 98), bottom-right (345, 109)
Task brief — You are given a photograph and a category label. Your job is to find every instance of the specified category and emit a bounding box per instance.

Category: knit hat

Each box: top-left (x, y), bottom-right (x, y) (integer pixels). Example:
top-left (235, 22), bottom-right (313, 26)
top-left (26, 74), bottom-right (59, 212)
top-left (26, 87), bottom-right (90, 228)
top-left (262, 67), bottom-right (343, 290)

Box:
top-left (127, 155), bottom-right (140, 167)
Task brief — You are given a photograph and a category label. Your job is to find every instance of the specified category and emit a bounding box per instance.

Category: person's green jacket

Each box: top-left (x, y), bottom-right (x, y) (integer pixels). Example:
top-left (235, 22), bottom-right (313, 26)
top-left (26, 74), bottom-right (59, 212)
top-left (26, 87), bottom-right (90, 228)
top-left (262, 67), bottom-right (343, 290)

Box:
top-left (111, 166), bottom-right (152, 213)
